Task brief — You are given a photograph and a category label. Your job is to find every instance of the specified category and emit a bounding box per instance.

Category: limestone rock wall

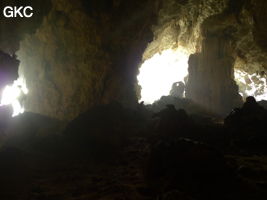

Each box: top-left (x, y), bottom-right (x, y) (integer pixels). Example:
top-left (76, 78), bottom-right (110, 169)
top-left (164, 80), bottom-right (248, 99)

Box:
top-left (1, 0), bottom-right (267, 119)
top-left (185, 0), bottom-right (267, 113)
top-left (17, 0), bottom-right (157, 120)
top-left (143, 0), bottom-right (228, 59)
top-left (142, 0), bottom-right (240, 114)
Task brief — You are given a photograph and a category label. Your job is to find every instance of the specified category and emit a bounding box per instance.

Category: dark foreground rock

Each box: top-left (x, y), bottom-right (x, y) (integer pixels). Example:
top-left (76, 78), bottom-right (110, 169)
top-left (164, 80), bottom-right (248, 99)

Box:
top-left (225, 96), bottom-right (267, 154)
top-left (64, 102), bottom-right (146, 159)
top-left (0, 102), bottom-right (266, 200)
top-left (145, 138), bottom-right (235, 198)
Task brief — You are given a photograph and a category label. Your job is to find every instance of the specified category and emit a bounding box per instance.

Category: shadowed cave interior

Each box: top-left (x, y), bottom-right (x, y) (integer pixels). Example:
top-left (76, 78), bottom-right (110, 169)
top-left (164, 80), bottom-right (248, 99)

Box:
top-left (1, 0), bottom-right (267, 199)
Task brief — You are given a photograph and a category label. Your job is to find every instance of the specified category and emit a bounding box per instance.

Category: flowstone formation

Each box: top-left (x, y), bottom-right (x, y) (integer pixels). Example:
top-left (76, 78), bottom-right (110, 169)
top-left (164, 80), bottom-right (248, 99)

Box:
top-left (140, 0), bottom-right (267, 115)
top-left (139, 0), bottom-right (232, 114)
top-left (186, 13), bottom-right (243, 115)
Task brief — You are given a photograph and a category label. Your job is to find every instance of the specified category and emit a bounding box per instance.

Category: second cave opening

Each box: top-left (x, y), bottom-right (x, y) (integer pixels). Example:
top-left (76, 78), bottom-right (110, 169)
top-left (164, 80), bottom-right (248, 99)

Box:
top-left (0, 77), bottom-right (28, 117)
top-left (137, 47), bottom-right (190, 105)
top-left (234, 69), bottom-right (267, 101)
top-left (137, 45), bottom-right (267, 116)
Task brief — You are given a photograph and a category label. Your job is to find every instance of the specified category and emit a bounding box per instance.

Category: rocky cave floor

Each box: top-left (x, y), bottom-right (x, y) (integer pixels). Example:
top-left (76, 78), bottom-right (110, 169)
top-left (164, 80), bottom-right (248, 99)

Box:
top-left (1, 98), bottom-right (267, 200)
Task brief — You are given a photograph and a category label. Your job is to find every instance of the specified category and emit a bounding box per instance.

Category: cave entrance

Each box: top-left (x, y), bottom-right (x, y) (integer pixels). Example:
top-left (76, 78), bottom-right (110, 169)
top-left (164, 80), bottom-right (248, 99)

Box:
top-left (0, 77), bottom-right (28, 117)
top-left (137, 47), bottom-right (190, 104)
top-left (0, 51), bottom-right (28, 117)
top-left (234, 69), bottom-right (267, 101)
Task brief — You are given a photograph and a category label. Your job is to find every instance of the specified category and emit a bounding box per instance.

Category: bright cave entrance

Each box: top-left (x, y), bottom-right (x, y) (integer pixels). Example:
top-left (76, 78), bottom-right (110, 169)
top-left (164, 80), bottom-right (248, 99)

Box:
top-left (234, 69), bottom-right (267, 101)
top-left (137, 47), bottom-right (191, 105)
top-left (0, 51), bottom-right (28, 117)
top-left (0, 77), bottom-right (28, 117)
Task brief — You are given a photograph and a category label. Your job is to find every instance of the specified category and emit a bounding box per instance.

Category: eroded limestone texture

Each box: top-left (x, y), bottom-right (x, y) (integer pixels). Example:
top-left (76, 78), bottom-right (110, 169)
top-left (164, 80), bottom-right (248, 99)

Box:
top-left (186, 18), bottom-right (243, 114)
top-left (1, 0), bottom-right (267, 119)
top-left (17, 0), bottom-right (157, 120)
top-left (142, 0), bottom-right (267, 115)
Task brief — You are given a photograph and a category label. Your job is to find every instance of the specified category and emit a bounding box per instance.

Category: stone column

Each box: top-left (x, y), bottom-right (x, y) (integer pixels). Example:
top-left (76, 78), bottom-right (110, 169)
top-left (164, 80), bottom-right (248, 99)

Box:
top-left (186, 15), bottom-right (242, 115)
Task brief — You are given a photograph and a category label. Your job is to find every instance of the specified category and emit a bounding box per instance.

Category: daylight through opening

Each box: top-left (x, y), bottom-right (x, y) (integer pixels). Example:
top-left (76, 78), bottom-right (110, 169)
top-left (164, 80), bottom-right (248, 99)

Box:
top-left (234, 69), bottom-right (267, 101)
top-left (137, 47), bottom-right (190, 104)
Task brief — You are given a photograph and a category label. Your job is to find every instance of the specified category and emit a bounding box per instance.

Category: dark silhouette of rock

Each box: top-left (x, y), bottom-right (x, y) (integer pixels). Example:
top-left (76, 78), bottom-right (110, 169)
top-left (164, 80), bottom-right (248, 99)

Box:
top-left (224, 96), bottom-right (267, 153)
top-left (0, 105), bottom-right (13, 134)
top-left (0, 147), bottom-right (31, 199)
top-left (145, 138), bottom-right (236, 198)
top-left (152, 105), bottom-right (194, 138)
top-left (162, 190), bottom-right (195, 200)
top-left (170, 81), bottom-right (185, 98)
top-left (149, 96), bottom-right (215, 117)
top-left (0, 51), bottom-right (19, 91)
top-left (225, 96), bottom-right (267, 126)
top-left (242, 96), bottom-right (265, 114)
top-left (259, 100), bottom-right (267, 110)
top-left (64, 102), bottom-right (145, 158)
top-left (225, 96), bottom-right (267, 127)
